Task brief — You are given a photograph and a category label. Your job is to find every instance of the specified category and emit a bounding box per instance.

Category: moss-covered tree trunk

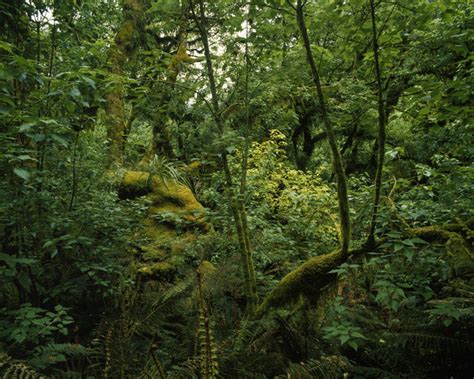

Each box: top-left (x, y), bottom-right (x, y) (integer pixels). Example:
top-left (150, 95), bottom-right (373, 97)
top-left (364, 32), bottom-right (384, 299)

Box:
top-left (105, 0), bottom-right (144, 166)
top-left (152, 2), bottom-right (192, 159)
top-left (295, 0), bottom-right (351, 255)
top-left (192, 0), bottom-right (258, 315)
top-left (256, 0), bottom-right (353, 317)
top-left (139, 2), bottom-right (193, 166)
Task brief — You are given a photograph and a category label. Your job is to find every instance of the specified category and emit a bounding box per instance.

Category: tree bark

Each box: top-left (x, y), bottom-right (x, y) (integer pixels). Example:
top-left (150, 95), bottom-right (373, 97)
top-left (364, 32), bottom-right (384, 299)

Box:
top-left (294, 0), bottom-right (351, 255)
top-left (367, 0), bottom-right (386, 247)
top-left (105, 0), bottom-right (144, 166)
top-left (192, 0), bottom-right (258, 315)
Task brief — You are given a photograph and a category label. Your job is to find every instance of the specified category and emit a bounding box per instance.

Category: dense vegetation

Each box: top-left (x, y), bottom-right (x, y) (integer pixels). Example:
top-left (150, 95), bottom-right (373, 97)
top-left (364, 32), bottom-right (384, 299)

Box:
top-left (0, 0), bottom-right (473, 377)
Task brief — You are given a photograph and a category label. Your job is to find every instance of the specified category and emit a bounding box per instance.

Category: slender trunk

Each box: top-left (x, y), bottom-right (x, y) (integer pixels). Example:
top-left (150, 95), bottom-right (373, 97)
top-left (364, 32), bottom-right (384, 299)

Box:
top-left (192, 0), bottom-right (257, 314)
top-left (69, 131), bottom-right (80, 212)
top-left (367, 0), bottom-right (386, 247)
top-left (295, 0), bottom-right (351, 255)
top-left (105, 0), bottom-right (144, 166)
top-left (239, 14), bottom-right (258, 309)
top-left (153, 2), bottom-right (191, 159)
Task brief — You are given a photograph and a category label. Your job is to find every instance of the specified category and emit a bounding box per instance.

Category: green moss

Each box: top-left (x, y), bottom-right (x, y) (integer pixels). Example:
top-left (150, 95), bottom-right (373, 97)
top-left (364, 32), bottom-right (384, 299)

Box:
top-left (116, 20), bottom-right (135, 46)
top-left (412, 226), bottom-right (455, 242)
top-left (257, 249), bottom-right (344, 316)
top-left (118, 170), bottom-right (212, 283)
top-left (138, 261), bottom-right (175, 277)
top-left (120, 170), bottom-right (207, 228)
top-left (198, 260), bottom-right (217, 294)
top-left (256, 222), bottom-right (473, 317)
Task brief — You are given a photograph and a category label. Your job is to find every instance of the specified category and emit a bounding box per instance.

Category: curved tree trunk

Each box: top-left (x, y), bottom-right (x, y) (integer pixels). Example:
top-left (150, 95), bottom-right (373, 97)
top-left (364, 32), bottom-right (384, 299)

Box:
top-left (294, 0), bottom-right (351, 255)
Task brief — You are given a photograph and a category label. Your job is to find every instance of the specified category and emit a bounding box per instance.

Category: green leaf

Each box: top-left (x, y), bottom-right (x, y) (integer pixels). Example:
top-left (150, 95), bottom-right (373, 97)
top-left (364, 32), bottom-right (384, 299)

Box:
top-left (70, 87), bottom-right (81, 98)
top-left (18, 271), bottom-right (32, 291)
top-left (17, 154), bottom-right (35, 161)
top-left (51, 134), bottom-right (68, 147)
top-left (339, 335), bottom-right (350, 345)
top-left (348, 340), bottom-right (359, 350)
top-left (13, 168), bottom-right (30, 180)
top-left (402, 239), bottom-right (415, 247)
top-left (82, 76), bottom-right (96, 89)
top-left (0, 41), bottom-right (13, 53)
top-left (19, 122), bottom-right (35, 132)
top-left (393, 242), bottom-right (405, 252)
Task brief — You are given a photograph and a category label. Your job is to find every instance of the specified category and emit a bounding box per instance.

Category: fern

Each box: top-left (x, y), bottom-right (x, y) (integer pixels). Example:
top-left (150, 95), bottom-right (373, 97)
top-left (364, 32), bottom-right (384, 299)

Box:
top-left (139, 352), bottom-right (167, 379)
top-left (0, 352), bottom-right (46, 379)
top-left (28, 343), bottom-right (87, 370)
top-left (387, 331), bottom-right (474, 355)
top-left (83, 279), bottom-right (193, 378)
top-left (349, 365), bottom-right (399, 379)
top-left (147, 155), bottom-right (189, 188)
top-left (287, 356), bottom-right (351, 379)
top-left (197, 271), bottom-right (219, 379)
top-left (233, 317), bottom-right (279, 353)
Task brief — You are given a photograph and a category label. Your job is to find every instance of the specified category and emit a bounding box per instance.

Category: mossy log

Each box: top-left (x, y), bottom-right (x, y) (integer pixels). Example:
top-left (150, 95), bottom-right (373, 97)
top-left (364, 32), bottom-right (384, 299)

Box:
top-left (412, 223), bottom-right (474, 278)
top-left (257, 222), bottom-right (473, 316)
top-left (256, 249), bottom-right (346, 316)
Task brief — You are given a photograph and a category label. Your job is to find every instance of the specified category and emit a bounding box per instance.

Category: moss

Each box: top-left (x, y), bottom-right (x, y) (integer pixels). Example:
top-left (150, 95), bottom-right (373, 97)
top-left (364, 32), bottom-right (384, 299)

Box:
top-left (119, 170), bottom-right (208, 229)
top-left (256, 221), bottom-right (473, 317)
top-left (143, 223), bottom-right (175, 241)
top-left (168, 42), bottom-right (193, 74)
top-left (188, 161), bottom-right (203, 171)
top-left (118, 171), bottom-right (149, 198)
top-left (412, 226), bottom-right (456, 242)
top-left (138, 261), bottom-right (175, 278)
top-left (120, 170), bottom-right (209, 282)
top-left (170, 234), bottom-right (196, 254)
top-left (198, 260), bottom-right (217, 294)
top-left (257, 249), bottom-right (344, 316)
top-left (446, 234), bottom-right (474, 278)
top-left (115, 20), bottom-right (135, 48)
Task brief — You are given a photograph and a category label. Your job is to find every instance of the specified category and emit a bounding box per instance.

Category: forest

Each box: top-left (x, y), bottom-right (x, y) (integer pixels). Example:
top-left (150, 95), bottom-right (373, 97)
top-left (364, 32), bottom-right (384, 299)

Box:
top-left (0, 0), bottom-right (473, 377)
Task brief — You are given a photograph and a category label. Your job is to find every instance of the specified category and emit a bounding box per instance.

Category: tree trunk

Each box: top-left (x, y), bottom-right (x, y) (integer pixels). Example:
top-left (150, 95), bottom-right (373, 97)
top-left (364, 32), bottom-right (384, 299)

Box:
top-left (295, 0), bottom-right (351, 255)
top-left (192, 0), bottom-right (258, 315)
top-left (105, 0), bottom-right (144, 166)
top-left (367, 0), bottom-right (386, 247)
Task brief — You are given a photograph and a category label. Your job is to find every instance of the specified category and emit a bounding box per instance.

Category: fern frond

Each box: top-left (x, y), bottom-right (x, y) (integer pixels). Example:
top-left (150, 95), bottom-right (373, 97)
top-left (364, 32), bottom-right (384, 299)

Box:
top-left (390, 331), bottom-right (474, 354)
top-left (287, 356), bottom-right (351, 379)
top-left (0, 352), bottom-right (46, 379)
top-left (197, 271), bottom-right (218, 379)
top-left (29, 343), bottom-right (87, 370)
